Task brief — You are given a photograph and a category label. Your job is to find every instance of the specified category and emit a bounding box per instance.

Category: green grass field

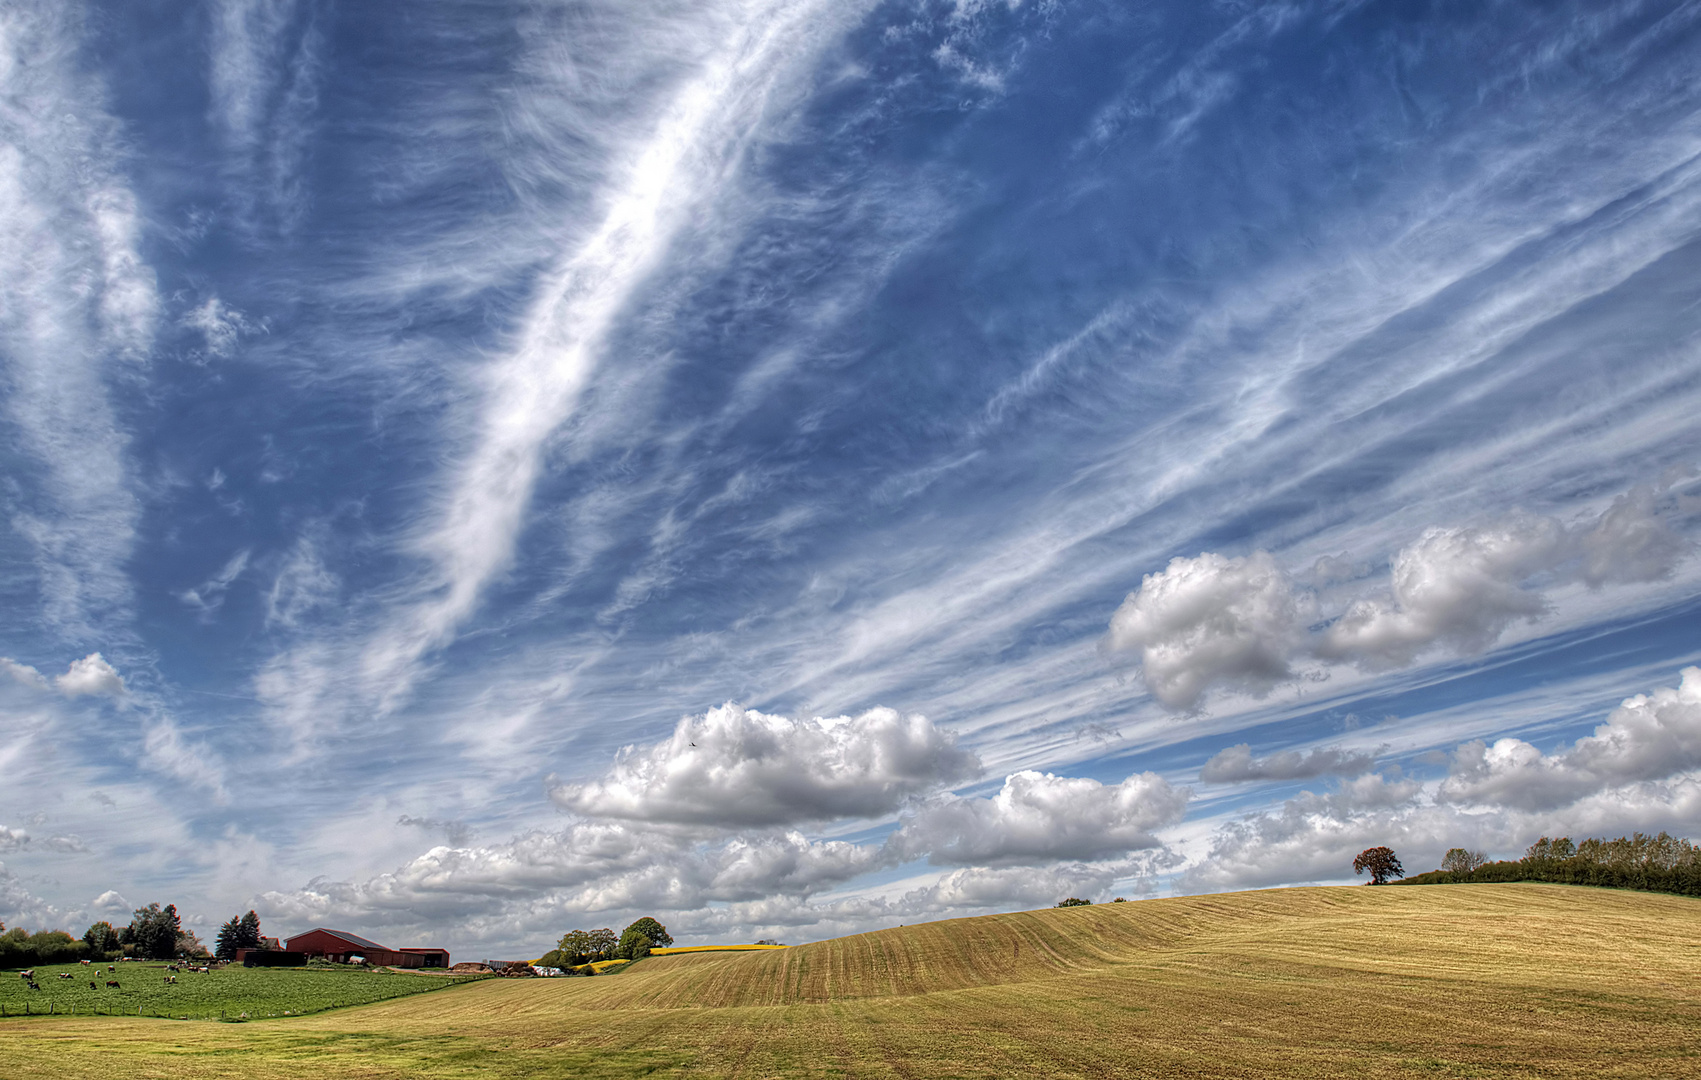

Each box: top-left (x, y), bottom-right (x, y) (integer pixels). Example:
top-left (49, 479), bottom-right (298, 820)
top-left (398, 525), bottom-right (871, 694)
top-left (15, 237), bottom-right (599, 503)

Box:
top-left (2, 884), bottom-right (1698, 1078)
top-left (0, 961), bottom-right (484, 1020)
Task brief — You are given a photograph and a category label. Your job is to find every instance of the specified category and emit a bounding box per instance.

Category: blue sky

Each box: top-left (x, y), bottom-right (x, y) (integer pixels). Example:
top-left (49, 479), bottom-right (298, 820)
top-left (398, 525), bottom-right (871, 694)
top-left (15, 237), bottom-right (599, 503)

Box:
top-left (3, 0), bottom-right (1701, 958)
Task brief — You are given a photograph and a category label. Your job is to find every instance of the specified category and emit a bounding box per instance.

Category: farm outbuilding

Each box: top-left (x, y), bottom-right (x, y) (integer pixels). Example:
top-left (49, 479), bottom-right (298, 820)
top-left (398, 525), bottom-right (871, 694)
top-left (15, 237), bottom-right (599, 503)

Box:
top-left (282, 928), bottom-right (449, 969)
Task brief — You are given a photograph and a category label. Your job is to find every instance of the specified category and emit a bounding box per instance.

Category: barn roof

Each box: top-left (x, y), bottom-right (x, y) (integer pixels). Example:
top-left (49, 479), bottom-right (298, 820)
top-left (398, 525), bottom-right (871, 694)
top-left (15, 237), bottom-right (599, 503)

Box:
top-left (293, 927), bottom-right (391, 952)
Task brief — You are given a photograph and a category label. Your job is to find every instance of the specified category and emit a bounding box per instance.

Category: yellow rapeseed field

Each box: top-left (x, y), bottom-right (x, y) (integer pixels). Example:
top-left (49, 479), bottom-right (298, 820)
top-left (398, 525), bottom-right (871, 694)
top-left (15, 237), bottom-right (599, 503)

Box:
top-left (2, 884), bottom-right (1697, 1079)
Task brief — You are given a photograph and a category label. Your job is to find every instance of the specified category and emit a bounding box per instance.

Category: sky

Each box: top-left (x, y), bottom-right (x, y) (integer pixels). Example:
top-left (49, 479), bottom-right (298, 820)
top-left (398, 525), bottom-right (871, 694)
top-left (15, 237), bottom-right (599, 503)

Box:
top-left (2, 0), bottom-right (1701, 960)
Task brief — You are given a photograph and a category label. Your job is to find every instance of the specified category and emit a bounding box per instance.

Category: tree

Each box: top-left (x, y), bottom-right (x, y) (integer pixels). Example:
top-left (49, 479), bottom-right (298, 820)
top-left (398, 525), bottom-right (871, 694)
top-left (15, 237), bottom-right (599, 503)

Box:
top-left (1056, 898), bottom-right (1093, 907)
top-left (238, 910), bottom-right (262, 950)
top-left (1441, 848), bottom-right (1488, 879)
top-left (587, 928), bottom-right (617, 961)
top-left (125, 903), bottom-right (182, 959)
top-left (83, 921), bottom-right (119, 955)
top-left (616, 927), bottom-right (653, 960)
top-left (177, 928), bottom-right (209, 958)
top-left (621, 917), bottom-right (673, 948)
top-left (215, 917), bottom-right (242, 960)
top-left (1353, 847), bottom-right (1404, 885)
top-left (615, 917), bottom-right (671, 960)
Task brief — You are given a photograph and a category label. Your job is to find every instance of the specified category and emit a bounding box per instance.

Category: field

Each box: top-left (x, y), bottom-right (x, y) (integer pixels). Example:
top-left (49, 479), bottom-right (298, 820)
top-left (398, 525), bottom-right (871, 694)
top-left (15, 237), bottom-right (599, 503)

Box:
top-left (2, 884), bottom-right (1698, 1078)
top-left (0, 961), bottom-right (483, 1020)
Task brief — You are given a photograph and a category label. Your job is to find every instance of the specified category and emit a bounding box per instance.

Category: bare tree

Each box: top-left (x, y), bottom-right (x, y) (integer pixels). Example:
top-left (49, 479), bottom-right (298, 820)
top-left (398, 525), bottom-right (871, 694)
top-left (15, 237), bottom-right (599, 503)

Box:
top-left (1441, 848), bottom-right (1487, 879)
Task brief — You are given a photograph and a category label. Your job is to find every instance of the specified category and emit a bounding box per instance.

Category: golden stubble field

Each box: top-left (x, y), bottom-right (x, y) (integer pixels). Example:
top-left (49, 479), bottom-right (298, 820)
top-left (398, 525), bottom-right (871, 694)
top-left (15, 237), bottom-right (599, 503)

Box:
top-left (2, 884), bottom-right (1697, 1079)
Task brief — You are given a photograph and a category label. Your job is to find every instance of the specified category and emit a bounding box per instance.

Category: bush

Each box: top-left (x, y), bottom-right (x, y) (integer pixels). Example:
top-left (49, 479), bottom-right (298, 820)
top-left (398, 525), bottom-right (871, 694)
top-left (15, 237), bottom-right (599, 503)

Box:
top-left (1399, 833), bottom-right (1701, 896)
top-left (1056, 898), bottom-right (1093, 907)
top-left (0, 927), bottom-right (88, 968)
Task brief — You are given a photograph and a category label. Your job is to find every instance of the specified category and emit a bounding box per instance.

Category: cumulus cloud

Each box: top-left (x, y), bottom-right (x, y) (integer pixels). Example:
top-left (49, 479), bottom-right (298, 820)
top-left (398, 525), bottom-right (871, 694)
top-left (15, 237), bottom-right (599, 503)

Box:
top-left (0, 826), bottom-right (28, 852)
top-left (1112, 482), bottom-right (1691, 708)
top-left (0, 659), bottom-right (49, 690)
top-left (1439, 666), bottom-right (1701, 811)
top-left (1107, 551), bottom-right (1310, 710)
top-left (553, 703), bottom-right (980, 827)
top-left (0, 861), bottom-right (67, 928)
top-left (258, 822), bottom-right (885, 926)
top-left (889, 770), bottom-right (1188, 866)
top-left (1199, 743), bottom-right (1375, 783)
top-left (53, 653), bottom-right (126, 698)
top-left (1320, 513), bottom-right (1566, 666)
top-left (1187, 667), bottom-right (1701, 893)
top-left (92, 890), bottom-right (130, 914)
top-left (44, 834), bottom-right (88, 854)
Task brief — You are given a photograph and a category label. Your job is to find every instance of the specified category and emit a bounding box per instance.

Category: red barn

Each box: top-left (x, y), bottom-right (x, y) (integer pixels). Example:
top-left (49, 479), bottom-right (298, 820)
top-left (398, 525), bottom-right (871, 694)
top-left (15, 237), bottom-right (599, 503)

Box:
top-left (283, 928), bottom-right (449, 969)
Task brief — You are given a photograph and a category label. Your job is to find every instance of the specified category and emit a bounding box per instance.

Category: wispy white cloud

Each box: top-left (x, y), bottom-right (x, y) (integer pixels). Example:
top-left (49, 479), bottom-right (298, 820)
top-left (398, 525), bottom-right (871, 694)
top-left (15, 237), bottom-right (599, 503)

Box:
top-left (0, 2), bottom-right (157, 642)
top-left (179, 550), bottom-right (251, 617)
top-left (1199, 743), bottom-right (1376, 784)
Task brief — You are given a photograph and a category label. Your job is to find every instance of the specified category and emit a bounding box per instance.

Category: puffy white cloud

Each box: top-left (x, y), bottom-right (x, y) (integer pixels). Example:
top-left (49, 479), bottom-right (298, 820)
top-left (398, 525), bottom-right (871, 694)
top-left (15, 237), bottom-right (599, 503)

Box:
top-left (1439, 666), bottom-right (1701, 811)
top-left (0, 861), bottom-right (67, 928)
top-left (1199, 743), bottom-right (1375, 783)
top-left (1576, 484), bottom-right (1692, 587)
top-left (92, 890), bottom-right (130, 914)
top-left (553, 703), bottom-right (980, 827)
top-left (1182, 774), bottom-right (1455, 894)
top-left (889, 770), bottom-right (1188, 866)
top-left (1321, 514), bottom-right (1565, 667)
top-left (1107, 551), bottom-right (1309, 710)
top-left (0, 826), bottom-right (28, 852)
top-left (53, 653), bottom-right (126, 698)
top-left (1114, 483), bottom-right (1692, 707)
top-left (258, 822), bottom-right (887, 927)
top-left (0, 659), bottom-right (49, 690)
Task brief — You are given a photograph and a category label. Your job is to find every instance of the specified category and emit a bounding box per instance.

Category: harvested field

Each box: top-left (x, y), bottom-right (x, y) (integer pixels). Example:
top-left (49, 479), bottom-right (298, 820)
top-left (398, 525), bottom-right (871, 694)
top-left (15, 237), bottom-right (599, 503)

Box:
top-left (2, 884), bottom-right (1698, 1079)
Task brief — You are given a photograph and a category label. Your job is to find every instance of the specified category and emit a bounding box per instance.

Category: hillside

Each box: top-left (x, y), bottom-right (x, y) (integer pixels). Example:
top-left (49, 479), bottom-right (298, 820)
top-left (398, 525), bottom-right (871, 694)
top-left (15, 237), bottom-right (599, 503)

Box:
top-left (3, 884), bottom-right (1699, 1078)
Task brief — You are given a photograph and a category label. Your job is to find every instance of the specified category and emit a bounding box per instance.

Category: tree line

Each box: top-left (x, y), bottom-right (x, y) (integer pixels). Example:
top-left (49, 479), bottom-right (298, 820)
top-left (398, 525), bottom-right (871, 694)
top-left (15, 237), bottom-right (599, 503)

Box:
top-left (1398, 832), bottom-right (1701, 896)
top-left (0, 901), bottom-right (211, 968)
top-left (537, 917), bottom-right (674, 970)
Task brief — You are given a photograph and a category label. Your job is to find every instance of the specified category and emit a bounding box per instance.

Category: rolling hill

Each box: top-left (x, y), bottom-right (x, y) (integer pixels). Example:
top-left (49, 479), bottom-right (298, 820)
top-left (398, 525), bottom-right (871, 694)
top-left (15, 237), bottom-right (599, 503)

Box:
top-left (3, 884), bottom-right (1698, 1078)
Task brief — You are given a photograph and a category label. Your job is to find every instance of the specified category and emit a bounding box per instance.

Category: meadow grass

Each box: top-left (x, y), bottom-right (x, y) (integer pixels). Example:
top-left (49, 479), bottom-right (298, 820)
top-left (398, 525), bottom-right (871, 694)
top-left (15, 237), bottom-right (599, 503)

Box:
top-left (3, 885), bottom-right (1698, 1078)
top-left (0, 961), bottom-right (482, 1020)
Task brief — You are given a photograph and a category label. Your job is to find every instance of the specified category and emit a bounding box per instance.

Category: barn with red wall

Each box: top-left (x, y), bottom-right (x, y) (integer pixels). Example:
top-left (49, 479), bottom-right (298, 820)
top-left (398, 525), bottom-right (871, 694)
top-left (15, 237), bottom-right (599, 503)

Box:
top-left (283, 928), bottom-right (449, 968)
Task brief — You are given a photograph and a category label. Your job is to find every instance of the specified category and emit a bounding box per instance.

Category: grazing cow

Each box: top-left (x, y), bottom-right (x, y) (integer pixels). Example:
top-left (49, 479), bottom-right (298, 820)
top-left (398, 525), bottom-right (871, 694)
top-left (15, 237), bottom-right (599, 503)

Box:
top-left (59, 973), bottom-right (73, 979)
top-left (105, 980), bottom-right (120, 988)
top-left (89, 981), bottom-right (97, 990)
top-left (18, 970), bottom-right (33, 980)
top-left (80, 959), bottom-right (91, 965)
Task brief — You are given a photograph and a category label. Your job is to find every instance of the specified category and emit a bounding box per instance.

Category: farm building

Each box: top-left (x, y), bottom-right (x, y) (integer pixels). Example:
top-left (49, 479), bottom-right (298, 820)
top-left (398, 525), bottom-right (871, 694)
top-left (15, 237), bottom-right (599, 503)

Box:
top-left (282, 928), bottom-right (450, 968)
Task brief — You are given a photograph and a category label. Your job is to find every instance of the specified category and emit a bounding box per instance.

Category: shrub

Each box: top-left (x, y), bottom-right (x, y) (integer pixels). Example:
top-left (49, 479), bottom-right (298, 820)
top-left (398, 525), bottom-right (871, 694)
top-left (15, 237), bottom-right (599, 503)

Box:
top-left (1056, 898), bottom-right (1093, 907)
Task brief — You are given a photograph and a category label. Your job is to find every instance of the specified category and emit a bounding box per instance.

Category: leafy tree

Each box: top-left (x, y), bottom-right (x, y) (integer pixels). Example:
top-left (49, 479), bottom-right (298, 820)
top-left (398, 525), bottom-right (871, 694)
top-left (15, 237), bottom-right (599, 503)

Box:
top-left (125, 902), bottom-right (183, 959)
top-left (556, 928), bottom-right (619, 964)
top-left (621, 917), bottom-right (673, 948)
top-left (1442, 848), bottom-right (1487, 879)
top-left (1056, 898), bottom-right (1093, 907)
top-left (616, 927), bottom-right (653, 960)
top-left (587, 928), bottom-right (617, 960)
top-left (1353, 846), bottom-right (1404, 885)
top-left (177, 927), bottom-right (209, 958)
top-left (83, 921), bottom-right (119, 955)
